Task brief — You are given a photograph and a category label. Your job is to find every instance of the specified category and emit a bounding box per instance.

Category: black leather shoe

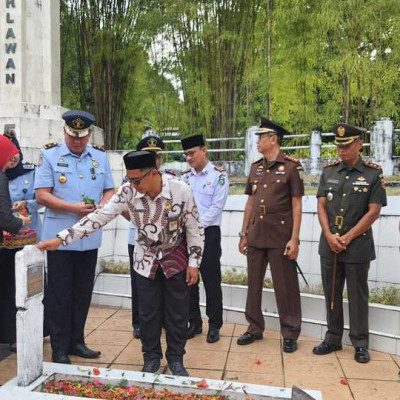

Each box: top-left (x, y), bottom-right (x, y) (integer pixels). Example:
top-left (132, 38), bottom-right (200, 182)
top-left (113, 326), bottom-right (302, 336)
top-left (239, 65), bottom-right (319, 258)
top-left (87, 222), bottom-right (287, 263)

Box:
top-left (52, 350), bottom-right (71, 364)
top-left (237, 332), bottom-right (262, 346)
top-left (141, 359), bottom-right (161, 373)
top-left (187, 324), bottom-right (202, 339)
top-left (133, 326), bottom-right (141, 339)
top-left (283, 339), bottom-right (297, 353)
top-left (168, 361), bottom-right (189, 376)
top-left (69, 343), bottom-right (101, 358)
top-left (312, 341), bottom-right (342, 355)
top-left (207, 328), bottom-right (220, 343)
top-left (355, 347), bottom-right (370, 363)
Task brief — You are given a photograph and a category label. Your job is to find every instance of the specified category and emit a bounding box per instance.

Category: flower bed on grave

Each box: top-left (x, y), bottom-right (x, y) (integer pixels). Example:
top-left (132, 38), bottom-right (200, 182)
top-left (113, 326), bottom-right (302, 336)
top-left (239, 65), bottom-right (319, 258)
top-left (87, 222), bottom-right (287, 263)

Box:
top-left (43, 377), bottom-right (251, 400)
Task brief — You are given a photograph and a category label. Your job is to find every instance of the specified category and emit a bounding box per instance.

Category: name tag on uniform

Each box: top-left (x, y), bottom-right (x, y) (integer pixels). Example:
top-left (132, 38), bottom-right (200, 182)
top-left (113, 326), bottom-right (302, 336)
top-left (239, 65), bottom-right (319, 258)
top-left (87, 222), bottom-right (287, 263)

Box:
top-left (275, 171), bottom-right (286, 175)
top-left (327, 179), bottom-right (339, 184)
top-left (57, 163), bottom-right (69, 167)
top-left (134, 208), bottom-right (145, 213)
top-left (167, 217), bottom-right (179, 234)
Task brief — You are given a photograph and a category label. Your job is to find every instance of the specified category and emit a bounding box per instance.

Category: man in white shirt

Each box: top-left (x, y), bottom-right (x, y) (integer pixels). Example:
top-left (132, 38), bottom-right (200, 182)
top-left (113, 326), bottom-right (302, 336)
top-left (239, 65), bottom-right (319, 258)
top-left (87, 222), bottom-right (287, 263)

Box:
top-left (181, 135), bottom-right (229, 343)
top-left (38, 150), bottom-right (204, 376)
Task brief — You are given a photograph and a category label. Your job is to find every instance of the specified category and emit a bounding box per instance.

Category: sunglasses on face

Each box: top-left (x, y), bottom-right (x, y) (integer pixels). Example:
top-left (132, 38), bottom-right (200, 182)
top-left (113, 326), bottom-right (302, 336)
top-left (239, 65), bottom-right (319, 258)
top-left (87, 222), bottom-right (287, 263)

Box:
top-left (128, 168), bottom-right (154, 185)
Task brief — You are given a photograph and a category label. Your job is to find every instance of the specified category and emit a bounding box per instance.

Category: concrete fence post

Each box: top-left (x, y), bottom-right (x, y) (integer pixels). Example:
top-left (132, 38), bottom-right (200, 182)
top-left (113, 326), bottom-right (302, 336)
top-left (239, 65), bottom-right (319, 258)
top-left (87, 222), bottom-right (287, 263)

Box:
top-left (310, 130), bottom-right (321, 176)
top-left (245, 126), bottom-right (260, 175)
top-left (370, 119), bottom-right (394, 176)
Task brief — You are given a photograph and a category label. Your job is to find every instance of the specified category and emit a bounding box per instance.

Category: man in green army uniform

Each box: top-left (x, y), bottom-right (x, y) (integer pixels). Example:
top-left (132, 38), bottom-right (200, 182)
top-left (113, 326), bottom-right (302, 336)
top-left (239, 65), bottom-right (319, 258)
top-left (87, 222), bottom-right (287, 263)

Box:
top-left (313, 123), bottom-right (387, 363)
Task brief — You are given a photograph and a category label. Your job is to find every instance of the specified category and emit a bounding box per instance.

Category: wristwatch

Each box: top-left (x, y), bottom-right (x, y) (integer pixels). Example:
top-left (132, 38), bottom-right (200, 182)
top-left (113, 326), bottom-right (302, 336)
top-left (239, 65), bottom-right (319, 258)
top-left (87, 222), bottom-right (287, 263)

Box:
top-left (238, 232), bottom-right (246, 238)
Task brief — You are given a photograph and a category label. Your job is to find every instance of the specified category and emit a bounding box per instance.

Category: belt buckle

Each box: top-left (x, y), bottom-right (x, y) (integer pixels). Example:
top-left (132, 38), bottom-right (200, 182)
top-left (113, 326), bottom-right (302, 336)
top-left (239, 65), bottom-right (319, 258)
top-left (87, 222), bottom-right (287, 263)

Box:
top-left (335, 216), bottom-right (344, 226)
top-left (260, 205), bottom-right (266, 216)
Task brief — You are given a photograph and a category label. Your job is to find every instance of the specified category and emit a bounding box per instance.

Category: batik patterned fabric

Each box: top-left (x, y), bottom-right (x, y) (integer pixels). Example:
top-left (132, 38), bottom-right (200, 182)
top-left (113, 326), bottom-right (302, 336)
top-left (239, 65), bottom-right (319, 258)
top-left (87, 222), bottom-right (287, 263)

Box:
top-left (57, 173), bottom-right (204, 279)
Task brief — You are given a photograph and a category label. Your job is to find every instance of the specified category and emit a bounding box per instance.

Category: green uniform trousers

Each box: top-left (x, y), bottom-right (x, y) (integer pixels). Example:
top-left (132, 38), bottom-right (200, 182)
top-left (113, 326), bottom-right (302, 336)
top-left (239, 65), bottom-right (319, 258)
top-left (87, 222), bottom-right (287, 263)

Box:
top-left (321, 257), bottom-right (370, 348)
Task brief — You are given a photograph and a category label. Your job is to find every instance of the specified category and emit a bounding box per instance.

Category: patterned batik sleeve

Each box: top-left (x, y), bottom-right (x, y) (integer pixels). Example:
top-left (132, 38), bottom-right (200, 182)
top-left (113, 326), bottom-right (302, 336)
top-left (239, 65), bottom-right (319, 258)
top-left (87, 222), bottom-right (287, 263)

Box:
top-left (182, 188), bottom-right (205, 268)
top-left (57, 185), bottom-right (131, 246)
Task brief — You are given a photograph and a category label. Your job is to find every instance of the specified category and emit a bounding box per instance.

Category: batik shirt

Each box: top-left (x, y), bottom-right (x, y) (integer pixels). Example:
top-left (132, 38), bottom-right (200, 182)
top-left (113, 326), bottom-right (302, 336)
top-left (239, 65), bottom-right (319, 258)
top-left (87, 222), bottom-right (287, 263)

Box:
top-left (57, 173), bottom-right (204, 279)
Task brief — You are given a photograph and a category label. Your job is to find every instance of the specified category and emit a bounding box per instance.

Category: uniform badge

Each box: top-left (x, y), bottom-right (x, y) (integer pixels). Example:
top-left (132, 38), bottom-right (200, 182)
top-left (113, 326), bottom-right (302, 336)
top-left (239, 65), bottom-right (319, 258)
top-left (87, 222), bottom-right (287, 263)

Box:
top-left (165, 201), bottom-right (172, 211)
top-left (327, 192), bottom-right (333, 201)
top-left (337, 126), bottom-right (346, 136)
top-left (218, 175), bottom-right (225, 186)
top-left (92, 159), bottom-right (99, 168)
top-left (299, 171), bottom-right (304, 180)
top-left (278, 165), bottom-right (285, 171)
top-left (59, 174), bottom-right (67, 184)
top-left (379, 174), bottom-right (386, 188)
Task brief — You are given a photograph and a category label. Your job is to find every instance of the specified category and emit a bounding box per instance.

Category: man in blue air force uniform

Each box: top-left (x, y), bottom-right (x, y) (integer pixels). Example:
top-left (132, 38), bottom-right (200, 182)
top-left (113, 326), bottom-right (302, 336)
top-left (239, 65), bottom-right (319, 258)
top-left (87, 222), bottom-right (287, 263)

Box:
top-left (34, 110), bottom-right (115, 364)
top-left (181, 134), bottom-right (229, 343)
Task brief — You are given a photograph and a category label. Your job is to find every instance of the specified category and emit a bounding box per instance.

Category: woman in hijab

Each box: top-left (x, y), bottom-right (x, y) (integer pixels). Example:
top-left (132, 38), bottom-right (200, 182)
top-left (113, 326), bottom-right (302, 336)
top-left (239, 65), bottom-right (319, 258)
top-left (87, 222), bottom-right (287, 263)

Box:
top-left (5, 135), bottom-right (42, 237)
top-left (0, 135), bottom-right (31, 349)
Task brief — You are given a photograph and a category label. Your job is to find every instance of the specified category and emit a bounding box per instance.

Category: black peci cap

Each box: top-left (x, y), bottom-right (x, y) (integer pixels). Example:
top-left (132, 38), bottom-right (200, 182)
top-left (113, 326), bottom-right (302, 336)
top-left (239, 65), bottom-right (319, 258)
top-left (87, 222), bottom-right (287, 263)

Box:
top-left (136, 135), bottom-right (165, 152)
top-left (181, 134), bottom-right (206, 150)
top-left (123, 150), bottom-right (157, 170)
top-left (333, 123), bottom-right (366, 146)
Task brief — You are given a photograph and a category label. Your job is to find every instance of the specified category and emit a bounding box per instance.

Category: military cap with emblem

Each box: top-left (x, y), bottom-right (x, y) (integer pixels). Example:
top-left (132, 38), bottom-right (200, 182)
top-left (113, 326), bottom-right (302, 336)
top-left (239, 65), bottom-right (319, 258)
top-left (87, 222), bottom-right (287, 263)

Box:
top-left (123, 150), bottom-right (157, 170)
top-left (62, 110), bottom-right (95, 138)
top-left (181, 134), bottom-right (206, 150)
top-left (333, 123), bottom-right (365, 146)
top-left (136, 135), bottom-right (165, 152)
top-left (255, 116), bottom-right (290, 138)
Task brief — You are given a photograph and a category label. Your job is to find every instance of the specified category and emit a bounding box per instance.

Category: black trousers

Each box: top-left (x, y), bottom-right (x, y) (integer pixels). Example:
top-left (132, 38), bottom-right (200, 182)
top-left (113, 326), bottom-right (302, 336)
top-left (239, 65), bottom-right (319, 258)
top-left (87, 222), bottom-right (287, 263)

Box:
top-left (0, 249), bottom-right (19, 344)
top-left (321, 257), bottom-right (370, 348)
top-left (189, 226), bottom-right (223, 330)
top-left (136, 267), bottom-right (189, 363)
top-left (128, 244), bottom-right (139, 328)
top-left (45, 249), bottom-right (98, 352)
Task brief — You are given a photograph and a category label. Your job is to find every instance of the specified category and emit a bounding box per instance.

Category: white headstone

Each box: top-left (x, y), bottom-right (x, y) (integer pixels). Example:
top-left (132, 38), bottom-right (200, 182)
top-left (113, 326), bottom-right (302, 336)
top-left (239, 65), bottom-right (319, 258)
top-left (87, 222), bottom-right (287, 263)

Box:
top-left (15, 245), bottom-right (45, 387)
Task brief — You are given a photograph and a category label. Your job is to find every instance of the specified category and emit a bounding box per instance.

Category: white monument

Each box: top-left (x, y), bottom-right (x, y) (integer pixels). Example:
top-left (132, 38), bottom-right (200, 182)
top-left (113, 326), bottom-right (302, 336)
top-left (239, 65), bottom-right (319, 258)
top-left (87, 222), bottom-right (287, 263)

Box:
top-left (0, 0), bottom-right (103, 164)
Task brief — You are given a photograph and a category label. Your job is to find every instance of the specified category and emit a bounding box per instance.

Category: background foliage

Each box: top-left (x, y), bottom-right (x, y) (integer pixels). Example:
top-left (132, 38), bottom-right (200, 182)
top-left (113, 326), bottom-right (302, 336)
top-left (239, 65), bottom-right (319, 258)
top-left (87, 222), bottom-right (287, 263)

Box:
top-left (60, 0), bottom-right (400, 150)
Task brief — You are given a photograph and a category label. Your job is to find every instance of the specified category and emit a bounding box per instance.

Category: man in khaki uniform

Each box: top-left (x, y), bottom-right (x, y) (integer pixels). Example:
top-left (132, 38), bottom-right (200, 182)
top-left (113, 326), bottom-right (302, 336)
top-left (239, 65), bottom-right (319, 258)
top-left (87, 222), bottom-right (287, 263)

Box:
top-left (238, 117), bottom-right (304, 353)
top-left (313, 123), bottom-right (387, 363)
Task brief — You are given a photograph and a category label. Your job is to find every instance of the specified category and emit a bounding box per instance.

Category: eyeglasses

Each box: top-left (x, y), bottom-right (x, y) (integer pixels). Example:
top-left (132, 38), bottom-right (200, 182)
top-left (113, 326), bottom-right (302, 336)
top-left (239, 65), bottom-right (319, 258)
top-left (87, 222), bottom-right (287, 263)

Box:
top-left (182, 149), bottom-right (198, 159)
top-left (127, 168), bottom-right (154, 185)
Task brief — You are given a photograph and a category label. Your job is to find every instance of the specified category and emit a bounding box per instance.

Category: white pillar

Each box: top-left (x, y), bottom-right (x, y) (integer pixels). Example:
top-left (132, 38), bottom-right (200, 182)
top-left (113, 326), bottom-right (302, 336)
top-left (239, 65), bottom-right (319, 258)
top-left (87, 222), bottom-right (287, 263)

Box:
top-left (310, 130), bottom-right (321, 175)
top-left (15, 245), bottom-right (45, 387)
top-left (245, 126), bottom-right (260, 175)
top-left (370, 119), bottom-right (394, 176)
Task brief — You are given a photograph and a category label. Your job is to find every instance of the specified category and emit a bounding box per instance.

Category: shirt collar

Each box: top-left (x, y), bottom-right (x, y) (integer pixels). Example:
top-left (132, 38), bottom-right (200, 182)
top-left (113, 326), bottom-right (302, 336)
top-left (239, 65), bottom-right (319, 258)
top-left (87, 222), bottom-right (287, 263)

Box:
top-left (60, 140), bottom-right (91, 158)
top-left (191, 161), bottom-right (212, 176)
top-left (337, 157), bottom-right (364, 173)
top-left (262, 151), bottom-right (285, 168)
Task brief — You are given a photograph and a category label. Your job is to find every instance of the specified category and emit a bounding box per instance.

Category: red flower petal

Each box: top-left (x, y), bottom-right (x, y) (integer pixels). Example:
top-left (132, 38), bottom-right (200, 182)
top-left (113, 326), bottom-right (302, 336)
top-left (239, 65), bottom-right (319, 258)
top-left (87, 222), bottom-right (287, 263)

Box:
top-left (340, 379), bottom-right (348, 385)
top-left (196, 379), bottom-right (209, 388)
top-left (93, 367), bottom-right (101, 376)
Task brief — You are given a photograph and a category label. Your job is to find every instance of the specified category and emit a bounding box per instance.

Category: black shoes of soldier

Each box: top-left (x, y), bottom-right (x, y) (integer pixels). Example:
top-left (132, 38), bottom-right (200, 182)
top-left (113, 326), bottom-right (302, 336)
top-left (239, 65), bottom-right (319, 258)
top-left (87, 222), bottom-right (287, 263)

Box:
top-left (312, 341), bottom-right (342, 355)
top-left (133, 325), bottom-right (141, 339)
top-left (207, 328), bottom-right (220, 343)
top-left (168, 361), bottom-right (189, 376)
top-left (142, 359), bottom-right (161, 373)
top-left (283, 339), bottom-right (297, 353)
top-left (237, 332), bottom-right (262, 345)
top-left (69, 343), bottom-right (101, 358)
top-left (355, 347), bottom-right (370, 363)
top-left (52, 350), bottom-right (71, 364)
top-left (187, 324), bottom-right (202, 339)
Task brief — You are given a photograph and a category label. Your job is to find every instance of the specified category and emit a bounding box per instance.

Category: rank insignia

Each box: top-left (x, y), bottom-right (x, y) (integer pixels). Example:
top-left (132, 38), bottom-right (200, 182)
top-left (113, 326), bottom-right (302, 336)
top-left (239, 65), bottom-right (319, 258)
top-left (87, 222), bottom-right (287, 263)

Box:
top-left (59, 174), bottom-right (67, 184)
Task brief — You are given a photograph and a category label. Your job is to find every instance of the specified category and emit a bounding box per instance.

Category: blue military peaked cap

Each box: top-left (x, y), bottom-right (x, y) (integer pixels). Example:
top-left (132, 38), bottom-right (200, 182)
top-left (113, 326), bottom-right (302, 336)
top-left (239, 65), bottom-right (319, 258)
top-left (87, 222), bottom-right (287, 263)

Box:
top-left (136, 135), bottom-right (165, 152)
top-left (62, 110), bottom-right (95, 138)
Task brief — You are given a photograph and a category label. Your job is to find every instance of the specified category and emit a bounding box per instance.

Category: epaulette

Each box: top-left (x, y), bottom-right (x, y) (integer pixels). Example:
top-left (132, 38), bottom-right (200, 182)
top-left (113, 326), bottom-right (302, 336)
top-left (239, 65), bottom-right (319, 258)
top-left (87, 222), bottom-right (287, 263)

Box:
top-left (363, 160), bottom-right (382, 171)
top-left (252, 157), bottom-right (263, 165)
top-left (324, 160), bottom-right (341, 168)
top-left (23, 163), bottom-right (35, 170)
top-left (43, 142), bottom-right (58, 150)
top-left (214, 165), bottom-right (226, 173)
top-left (92, 144), bottom-right (105, 152)
top-left (163, 169), bottom-right (176, 176)
top-left (182, 169), bottom-right (191, 175)
top-left (283, 154), bottom-right (299, 163)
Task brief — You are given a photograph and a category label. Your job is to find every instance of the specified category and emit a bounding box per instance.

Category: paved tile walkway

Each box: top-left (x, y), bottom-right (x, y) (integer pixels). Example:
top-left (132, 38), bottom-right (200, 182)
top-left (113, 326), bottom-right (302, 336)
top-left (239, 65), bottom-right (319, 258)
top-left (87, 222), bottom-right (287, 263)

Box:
top-left (1, 305), bottom-right (399, 399)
